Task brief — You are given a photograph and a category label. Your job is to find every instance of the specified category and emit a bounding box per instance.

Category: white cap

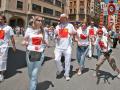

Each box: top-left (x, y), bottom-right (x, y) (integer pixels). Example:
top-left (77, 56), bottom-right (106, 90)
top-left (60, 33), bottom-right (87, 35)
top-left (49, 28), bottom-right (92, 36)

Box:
top-left (60, 13), bottom-right (68, 18)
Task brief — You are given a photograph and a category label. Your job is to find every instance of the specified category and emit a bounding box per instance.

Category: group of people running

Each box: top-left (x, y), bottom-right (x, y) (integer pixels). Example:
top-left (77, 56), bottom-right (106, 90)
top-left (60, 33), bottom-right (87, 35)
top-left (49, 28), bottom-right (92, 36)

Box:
top-left (0, 13), bottom-right (120, 90)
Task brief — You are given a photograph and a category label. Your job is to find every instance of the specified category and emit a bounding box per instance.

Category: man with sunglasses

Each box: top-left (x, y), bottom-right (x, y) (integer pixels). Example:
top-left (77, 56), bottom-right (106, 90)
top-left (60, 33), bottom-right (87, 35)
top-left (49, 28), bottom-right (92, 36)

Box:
top-left (54, 14), bottom-right (76, 81)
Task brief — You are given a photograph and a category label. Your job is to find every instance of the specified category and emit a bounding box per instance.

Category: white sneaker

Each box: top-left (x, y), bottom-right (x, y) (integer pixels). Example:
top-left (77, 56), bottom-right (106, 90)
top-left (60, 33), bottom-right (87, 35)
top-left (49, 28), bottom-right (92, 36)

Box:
top-left (117, 74), bottom-right (120, 79)
top-left (93, 72), bottom-right (99, 77)
top-left (77, 69), bottom-right (82, 76)
top-left (65, 76), bottom-right (70, 81)
top-left (0, 74), bottom-right (4, 82)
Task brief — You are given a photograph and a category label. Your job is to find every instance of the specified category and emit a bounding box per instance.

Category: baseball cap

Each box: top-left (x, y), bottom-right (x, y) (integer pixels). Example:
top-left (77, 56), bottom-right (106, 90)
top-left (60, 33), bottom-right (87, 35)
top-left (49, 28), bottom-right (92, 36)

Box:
top-left (60, 13), bottom-right (68, 19)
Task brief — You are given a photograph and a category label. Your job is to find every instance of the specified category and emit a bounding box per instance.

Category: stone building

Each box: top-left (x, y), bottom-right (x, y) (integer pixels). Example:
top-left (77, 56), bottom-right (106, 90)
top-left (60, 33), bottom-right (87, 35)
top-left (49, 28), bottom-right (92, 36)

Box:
top-left (0, 0), bottom-right (64, 28)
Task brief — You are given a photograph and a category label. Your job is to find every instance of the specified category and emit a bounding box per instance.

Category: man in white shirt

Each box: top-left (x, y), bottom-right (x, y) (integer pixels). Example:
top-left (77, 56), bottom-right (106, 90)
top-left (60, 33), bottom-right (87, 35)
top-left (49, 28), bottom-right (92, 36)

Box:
top-left (0, 15), bottom-right (16, 82)
top-left (86, 21), bottom-right (98, 58)
top-left (54, 14), bottom-right (76, 81)
top-left (94, 29), bottom-right (120, 78)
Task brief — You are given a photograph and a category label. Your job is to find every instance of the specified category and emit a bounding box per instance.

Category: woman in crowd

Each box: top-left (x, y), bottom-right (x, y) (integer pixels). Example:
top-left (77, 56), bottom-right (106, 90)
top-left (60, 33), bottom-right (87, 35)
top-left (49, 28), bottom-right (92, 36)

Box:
top-left (75, 23), bottom-right (89, 75)
top-left (22, 15), bottom-right (48, 90)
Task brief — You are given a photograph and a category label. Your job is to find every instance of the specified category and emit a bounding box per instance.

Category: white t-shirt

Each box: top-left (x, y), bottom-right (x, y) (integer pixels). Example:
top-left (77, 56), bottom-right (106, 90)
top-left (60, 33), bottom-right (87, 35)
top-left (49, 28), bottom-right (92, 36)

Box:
top-left (24, 28), bottom-right (46, 52)
top-left (95, 36), bottom-right (111, 52)
top-left (55, 23), bottom-right (76, 49)
top-left (102, 26), bottom-right (108, 36)
top-left (77, 27), bottom-right (89, 46)
top-left (86, 26), bottom-right (98, 37)
top-left (0, 25), bottom-right (14, 47)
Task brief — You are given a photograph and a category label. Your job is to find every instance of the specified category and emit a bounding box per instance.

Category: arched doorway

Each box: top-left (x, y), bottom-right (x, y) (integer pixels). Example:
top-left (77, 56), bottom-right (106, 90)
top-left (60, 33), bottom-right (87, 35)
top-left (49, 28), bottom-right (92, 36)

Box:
top-left (9, 16), bottom-right (25, 27)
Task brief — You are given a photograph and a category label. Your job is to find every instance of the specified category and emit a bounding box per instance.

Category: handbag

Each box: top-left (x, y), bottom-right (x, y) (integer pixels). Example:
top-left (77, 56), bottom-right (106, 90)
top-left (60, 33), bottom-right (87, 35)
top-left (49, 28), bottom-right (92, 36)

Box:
top-left (29, 51), bottom-right (41, 62)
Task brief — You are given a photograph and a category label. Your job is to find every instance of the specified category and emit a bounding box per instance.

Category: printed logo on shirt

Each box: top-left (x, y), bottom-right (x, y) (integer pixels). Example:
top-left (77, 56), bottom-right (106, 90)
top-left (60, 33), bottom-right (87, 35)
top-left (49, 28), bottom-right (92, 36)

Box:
top-left (32, 37), bottom-right (42, 45)
top-left (98, 41), bottom-right (106, 49)
top-left (59, 28), bottom-right (68, 38)
top-left (89, 28), bottom-right (94, 36)
top-left (80, 34), bottom-right (87, 40)
top-left (0, 30), bottom-right (5, 40)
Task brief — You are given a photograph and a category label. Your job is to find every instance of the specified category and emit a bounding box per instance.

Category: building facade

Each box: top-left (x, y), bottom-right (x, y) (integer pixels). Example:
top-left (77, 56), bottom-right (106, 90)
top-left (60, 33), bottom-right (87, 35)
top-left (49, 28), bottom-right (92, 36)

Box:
top-left (68, 0), bottom-right (91, 24)
top-left (90, 0), bottom-right (95, 17)
top-left (0, 0), bottom-right (64, 28)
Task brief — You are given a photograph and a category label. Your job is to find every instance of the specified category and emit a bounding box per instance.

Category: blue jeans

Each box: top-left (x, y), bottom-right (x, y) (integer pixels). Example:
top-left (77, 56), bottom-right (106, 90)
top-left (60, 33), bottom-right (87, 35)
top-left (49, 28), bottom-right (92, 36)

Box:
top-left (26, 51), bottom-right (45, 90)
top-left (96, 45), bottom-right (101, 59)
top-left (77, 46), bottom-right (88, 69)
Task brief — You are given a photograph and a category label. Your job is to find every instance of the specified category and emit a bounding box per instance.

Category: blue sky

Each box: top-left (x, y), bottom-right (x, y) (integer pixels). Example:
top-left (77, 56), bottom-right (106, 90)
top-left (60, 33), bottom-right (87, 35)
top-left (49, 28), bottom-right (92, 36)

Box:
top-left (104, 0), bottom-right (109, 3)
top-left (104, 0), bottom-right (118, 3)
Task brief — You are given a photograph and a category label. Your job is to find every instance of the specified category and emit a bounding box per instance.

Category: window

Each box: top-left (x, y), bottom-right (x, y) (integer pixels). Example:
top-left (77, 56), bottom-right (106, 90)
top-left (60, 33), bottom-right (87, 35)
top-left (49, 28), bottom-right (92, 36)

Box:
top-left (0, 0), bottom-right (1, 8)
top-left (74, 9), bottom-right (76, 14)
top-left (70, 2), bottom-right (72, 6)
top-left (55, 0), bottom-right (61, 7)
top-left (32, 4), bottom-right (41, 12)
top-left (69, 14), bottom-right (76, 20)
top-left (43, 7), bottom-right (53, 15)
top-left (70, 9), bottom-right (72, 14)
top-left (80, 1), bottom-right (84, 6)
top-left (55, 11), bottom-right (61, 17)
top-left (80, 8), bottom-right (84, 14)
top-left (17, 0), bottom-right (23, 10)
top-left (44, 0), bottom-right (53, 4)
top-left (74, 1), bottom-right (76, 6)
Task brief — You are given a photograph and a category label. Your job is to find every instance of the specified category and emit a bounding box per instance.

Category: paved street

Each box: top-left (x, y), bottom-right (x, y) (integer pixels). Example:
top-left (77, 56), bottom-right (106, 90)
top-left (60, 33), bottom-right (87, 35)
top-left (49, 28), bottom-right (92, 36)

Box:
top-left (0, 36), bottom-right (120, 90)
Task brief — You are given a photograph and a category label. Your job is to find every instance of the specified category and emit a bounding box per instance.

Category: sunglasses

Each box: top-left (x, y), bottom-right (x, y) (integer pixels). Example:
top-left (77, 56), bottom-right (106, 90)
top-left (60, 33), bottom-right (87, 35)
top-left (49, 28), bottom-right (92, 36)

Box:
top-left (98, 33), bottom-right (103, 35)
top-left (36, 20), bottom-right (42, 22)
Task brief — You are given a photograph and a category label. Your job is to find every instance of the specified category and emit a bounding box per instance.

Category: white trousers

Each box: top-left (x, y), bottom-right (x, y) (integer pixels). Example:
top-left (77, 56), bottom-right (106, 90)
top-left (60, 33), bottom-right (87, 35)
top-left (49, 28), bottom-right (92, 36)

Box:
top-left (0, 47), bottom-right (8, 71)
top-left (54, 46), bottom-right (72, 77)
top-left (88, 38), bottom-right (95, 57)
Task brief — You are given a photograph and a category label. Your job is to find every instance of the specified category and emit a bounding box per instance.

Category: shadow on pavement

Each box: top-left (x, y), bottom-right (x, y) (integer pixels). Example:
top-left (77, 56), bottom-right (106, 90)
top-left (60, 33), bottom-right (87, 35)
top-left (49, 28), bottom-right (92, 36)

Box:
top-left (96, 70), bottom-right (116, 85)
top-left (70, 65), bottom-right (77, 78)
top-left (4, 48), bottom-right (26, 79)
top-left (4, 48), bottom-right (53, 79)
top-left (61, 55), bottom-right (76, 63)
top-left (42, 56), bottom-right (53, 65)
top-left (37, 81), bottom-right (54, 90)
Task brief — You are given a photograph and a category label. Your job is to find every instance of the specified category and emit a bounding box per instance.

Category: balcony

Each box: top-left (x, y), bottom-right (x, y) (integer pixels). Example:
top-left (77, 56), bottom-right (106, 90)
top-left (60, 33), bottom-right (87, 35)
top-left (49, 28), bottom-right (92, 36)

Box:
top-left (69, 14), bottom-right (76, 21)
top-left (43, 0), bottom-right (54, 5)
